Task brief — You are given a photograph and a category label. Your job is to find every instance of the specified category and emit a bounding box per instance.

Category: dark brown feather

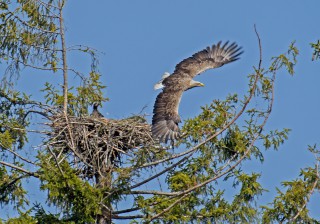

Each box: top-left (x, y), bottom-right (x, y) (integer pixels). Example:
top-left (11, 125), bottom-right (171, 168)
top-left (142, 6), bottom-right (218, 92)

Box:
top-left (91, 103), bottom-right (104, 118)
top-left (173, 41), bottom-right (243, 78)
top-left (152, 41), bottom-right (243, 143)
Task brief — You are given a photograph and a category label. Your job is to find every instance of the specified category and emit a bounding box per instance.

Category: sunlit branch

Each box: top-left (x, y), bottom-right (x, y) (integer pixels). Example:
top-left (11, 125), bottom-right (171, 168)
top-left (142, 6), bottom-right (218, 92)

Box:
top-left (4, 54), bottom-right (63, 71)
top-left (112, 214), bottom-right (144, 220)
top-left (4, 148), bottom-right (36, 165)
top-left (47, 146), bottom-right (65, 176)
top-left (37, 0), bottom-right (61, 13)
top-left (148, 193), bottom-right (191, 222)
top-left (23, 0), bottom-right (60, 18)
top-left (58, 0), bottom-right (68, 114)
top-left (8, 12), bottom-right (59, 34)
top-left (254, 24), bottom-right (262, 70)
top-left (0, 160), bottom-right (38, 177)
top-left (0, 36), bottom-right (60, 51)
top-left (290, 161), bottom-right (319, 222)
top-left (129, 154), bottom-right (191, 191)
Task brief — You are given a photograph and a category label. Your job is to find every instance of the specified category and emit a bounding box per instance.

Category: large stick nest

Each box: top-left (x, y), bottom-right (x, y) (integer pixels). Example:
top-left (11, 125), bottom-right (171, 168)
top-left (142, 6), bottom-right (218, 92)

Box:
top-left (47, 113), bottom-right (155, 177)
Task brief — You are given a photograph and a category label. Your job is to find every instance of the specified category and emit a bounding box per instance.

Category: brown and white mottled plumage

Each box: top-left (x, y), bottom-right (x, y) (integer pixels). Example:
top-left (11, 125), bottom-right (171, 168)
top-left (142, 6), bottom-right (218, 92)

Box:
top-left (152, 41), bottom-right (243, 143)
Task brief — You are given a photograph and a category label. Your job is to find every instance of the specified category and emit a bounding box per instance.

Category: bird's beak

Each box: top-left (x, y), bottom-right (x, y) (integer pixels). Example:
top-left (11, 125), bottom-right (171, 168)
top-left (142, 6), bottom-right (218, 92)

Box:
top-left (199, 82), bottom-right (205, 87)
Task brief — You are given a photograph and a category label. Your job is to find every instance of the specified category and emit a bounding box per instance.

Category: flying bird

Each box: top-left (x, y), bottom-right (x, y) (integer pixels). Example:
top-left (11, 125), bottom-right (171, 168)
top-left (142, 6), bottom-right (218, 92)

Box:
top-left (152, 41), bottom-right (243, 143)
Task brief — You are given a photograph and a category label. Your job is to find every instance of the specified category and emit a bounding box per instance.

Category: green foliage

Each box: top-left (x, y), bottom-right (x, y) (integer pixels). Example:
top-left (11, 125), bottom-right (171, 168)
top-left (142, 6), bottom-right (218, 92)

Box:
top-left (182, 94), bottom-right (238, 144)
top-left (42, 72), bottom-right (108, 116)
top-left (262, 163), bottom-right (319, 223)
top-left (311, 40), bottom-right (320, 61)
top-left (0, 0), bottom-right (59, 78)
top-left (0, 87), bottom-right (29, 150)
top-left (32, 204), bottom-right (71, 224)
top-left (260, 128), bottom-right (290, 150)
top-left (0, 166), bottom-right (29, 211)
top-left (269, 41), bottom-right (299, 75)
top-left (0, 1), bottom-right (319, 223)
top-left (137, 172), bottom-right (265, 223)
top-left (4, 209), bottom-right (36, 224)
top-left (38, 153), bottom-right (103, 223)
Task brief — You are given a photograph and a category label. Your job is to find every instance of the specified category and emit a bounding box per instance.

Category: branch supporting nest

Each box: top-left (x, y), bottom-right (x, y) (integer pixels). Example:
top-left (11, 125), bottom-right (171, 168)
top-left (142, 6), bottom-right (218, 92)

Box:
top-left (47, 113), bottom-right (154, 178)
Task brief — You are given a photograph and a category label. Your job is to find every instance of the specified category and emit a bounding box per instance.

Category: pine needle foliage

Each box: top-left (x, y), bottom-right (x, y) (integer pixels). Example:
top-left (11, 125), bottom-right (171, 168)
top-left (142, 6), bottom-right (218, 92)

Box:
top-left (0, 1), bottom-right (319, 223)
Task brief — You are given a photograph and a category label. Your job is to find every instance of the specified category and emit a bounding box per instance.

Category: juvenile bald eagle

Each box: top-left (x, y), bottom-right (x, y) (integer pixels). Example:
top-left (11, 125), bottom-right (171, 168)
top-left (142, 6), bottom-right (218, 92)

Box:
top-left (152, 41), bottom-right (243, 143)
top-left (91, 103), bottom-right (104, 118)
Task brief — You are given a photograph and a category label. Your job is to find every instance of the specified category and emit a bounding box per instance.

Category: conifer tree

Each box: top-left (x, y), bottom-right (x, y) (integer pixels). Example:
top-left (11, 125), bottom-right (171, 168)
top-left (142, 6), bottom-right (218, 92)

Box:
top-left (0, 1), bottom-right (319, 223)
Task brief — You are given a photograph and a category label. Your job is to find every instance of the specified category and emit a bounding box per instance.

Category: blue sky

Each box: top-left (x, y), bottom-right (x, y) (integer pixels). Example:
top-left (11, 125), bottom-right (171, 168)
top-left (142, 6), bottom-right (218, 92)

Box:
top-left (2, 0), bottom-right (320, 220)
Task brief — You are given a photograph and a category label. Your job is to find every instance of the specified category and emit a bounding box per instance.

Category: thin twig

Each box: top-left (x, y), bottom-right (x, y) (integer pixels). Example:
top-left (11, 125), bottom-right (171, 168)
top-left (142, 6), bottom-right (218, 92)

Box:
top-left (4, 148), bottom-right (35, 165)
top-left (254, 24), bottom-right (262, 69)
top-left (0, 160), bottom-right (38, 177)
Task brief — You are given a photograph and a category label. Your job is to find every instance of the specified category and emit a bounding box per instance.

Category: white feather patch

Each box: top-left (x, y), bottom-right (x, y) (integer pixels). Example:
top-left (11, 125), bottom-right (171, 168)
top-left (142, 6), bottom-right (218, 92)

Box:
top-left (162, 72), bottom-right (170, 79)
top-left (154, 72), bottom-right (170, 90)
top-left (154, 82), bottom-right (165, 90)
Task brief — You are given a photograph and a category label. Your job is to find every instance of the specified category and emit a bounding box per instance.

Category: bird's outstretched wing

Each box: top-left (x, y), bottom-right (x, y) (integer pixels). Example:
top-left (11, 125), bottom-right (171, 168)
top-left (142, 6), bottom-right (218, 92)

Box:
top-left (152, 87), bottom-right (183, 143)
top-left (173, 41), bottom-right (243, 79)
top-left (152, 41), bottom-right (243, 144)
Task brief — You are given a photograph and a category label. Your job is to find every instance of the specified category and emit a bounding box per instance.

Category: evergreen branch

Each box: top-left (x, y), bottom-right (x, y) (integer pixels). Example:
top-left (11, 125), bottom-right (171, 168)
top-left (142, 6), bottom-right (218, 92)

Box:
top-left (129, 154), bottom-right (191, 190)
top-left (128, 190), bottom-right (177, 196)
top-left (9, 12), bottom-right (60, 34)
top-left (112, 207), bottom-right (144, 215)
top-left (290, 162), bottom-right (319, 222)
top-left (0, 89), bottom-right (38, 106)
top-left (37, 0), bottom-right (61, 11)
top-left (148, 193), bottom-right (191, 222)
top-left (67, 44), bottom-right (102, 54)
top-left (22, 0), bottom-right (60, 17)
top-left (0, 160), bottom-right (38, 177)
top-left (0, 35), bottom-right (61, 51)
top-left (112, 198), bottom-right (168, 215)
top-left (112, 214), bottom-right (144, 220)
top-left (3, 54), bottom-right (83, 80)
top-left (129, 152), bottom-right (240, 196)
top-left (4, 54), bottom-right (63, 71)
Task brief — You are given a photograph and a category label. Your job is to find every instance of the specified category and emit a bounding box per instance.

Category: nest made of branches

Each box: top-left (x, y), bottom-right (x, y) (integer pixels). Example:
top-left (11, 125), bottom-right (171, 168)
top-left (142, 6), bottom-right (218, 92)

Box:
top-left (46, 113), bottom-right (155, 177)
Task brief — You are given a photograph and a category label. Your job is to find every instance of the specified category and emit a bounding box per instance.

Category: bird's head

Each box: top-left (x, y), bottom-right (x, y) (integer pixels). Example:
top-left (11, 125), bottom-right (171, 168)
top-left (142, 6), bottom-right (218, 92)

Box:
top-left (187, 80), bottom-right (205, 90)
top-left (93, 102), bottom-right (100, 110)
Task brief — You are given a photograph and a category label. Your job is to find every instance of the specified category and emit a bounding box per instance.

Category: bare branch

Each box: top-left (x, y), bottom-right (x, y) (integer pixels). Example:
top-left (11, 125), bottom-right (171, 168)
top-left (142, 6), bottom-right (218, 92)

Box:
top-left (47, 146), bottom-right (65, 176)
top-left (0, 160), bottom-right (38, 177)
top-left (58, 0), bottom-right (68, 114)
top-left (254, 24), bottom-right (262, 69)
top-left (3, 148), bottom-right (36, 165)
top-left (112, 214), bottom-right (144, 220)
